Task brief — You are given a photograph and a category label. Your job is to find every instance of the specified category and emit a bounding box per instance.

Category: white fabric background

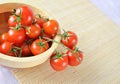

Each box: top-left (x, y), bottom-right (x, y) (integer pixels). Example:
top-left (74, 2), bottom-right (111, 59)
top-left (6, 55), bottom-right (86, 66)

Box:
top-left (0, 0), bottom-right (120, 84)
top-left (0, 66), bottom-right (18, 84)
top-left (91, 0), bottom-right (120, 26)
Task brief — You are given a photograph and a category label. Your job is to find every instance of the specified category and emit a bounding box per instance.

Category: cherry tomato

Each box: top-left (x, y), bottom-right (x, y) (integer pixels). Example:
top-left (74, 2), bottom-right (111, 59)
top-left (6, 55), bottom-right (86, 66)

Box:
top-left (30, 39), bottom-right (49, 55)
top-left (41, 31), bottom-right (52, 39)
top-left (66, 49), bottom-right (83, 66)
top-left (0, 41), bottom-right (15, 56)
top-left (8, 28), bottom-right (26, 45)
top-left (0, 32), bottom-right (8, 44)
top-left (15, 6), bottom-right (34, 26)
top-left (26, 23), bottom-right (41, 38)
top-left (61, 31), bottom-right (78, 49)
top-left (43, 20), bottom-right (59, 36)
top-left (8, 15), bottom-right (18, 27)
top-left (20, 42), bottom-right (32, 57)
top-left (50, 53), bottom-right (68, 71)
top-left (36, 18), bottom-right (46, 28)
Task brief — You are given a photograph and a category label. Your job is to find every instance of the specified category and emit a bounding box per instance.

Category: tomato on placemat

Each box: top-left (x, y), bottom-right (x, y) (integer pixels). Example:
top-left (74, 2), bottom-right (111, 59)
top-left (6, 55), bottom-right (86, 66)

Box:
top-left (50, 53), bottom-right (68, 71)
top-left (61, 31), bottom-right (78, 49)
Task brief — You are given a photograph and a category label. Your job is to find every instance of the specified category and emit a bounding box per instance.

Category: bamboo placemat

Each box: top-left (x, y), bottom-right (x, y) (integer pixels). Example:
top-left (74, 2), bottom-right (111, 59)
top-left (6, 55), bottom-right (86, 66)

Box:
top-left (1, 0), bottom-right (120, 83)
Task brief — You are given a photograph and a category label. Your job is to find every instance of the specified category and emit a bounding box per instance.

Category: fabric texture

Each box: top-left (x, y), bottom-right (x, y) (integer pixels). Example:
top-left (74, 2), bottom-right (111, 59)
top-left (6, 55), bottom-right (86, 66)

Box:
top-left (0, 66), bottom-right (18, 84)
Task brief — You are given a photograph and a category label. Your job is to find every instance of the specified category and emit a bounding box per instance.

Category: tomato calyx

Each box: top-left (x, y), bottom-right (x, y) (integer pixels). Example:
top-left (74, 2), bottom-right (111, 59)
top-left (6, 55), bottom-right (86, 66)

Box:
top-left (36, 14), bottom-right (42, 18)
top-left (12, 9), bottom-right (21, 19)
top-left (74, 46), bottom-right (82, 53)
top-left (35, 14), bottom-right (49, 28)
top-left (36, 14), bottom-right (49, 22)
top-left (35, 38), bottom-right (47, 52)
top-left (11, 9), bottom-right (22, 30)
top-left (72, 46), bottom-right (82, 62)
top-left (13, 24), bottom-right (20, 30)
top-left (26, 39), bottom-right (33, 45)
top-left (59, 29), bottom-right (71, 40)
top-left (9, 46), bottom-right (22, 57)
top-left (52, 52), bottom-right (65, 60)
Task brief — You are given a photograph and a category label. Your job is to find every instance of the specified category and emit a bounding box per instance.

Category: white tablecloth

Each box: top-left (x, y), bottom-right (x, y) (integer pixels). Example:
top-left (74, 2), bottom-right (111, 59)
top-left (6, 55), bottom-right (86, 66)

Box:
top-left (0, 66), bottom-right (18, 84)
top-left (0, 0), bottom-right (120, 84)
top-left (91, 0), bottom-right (120, 26)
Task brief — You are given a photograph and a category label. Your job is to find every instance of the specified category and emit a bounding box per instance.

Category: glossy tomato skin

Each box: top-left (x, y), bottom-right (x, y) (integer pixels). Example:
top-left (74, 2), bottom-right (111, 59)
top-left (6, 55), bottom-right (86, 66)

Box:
top-left (50, 54), bottom-right (68, 71)
top-left (20, 42), bottom-right (32, 57)
top-left (36, 18), bottom-right (46, 28)
top-left (41, 32), bottom-right (52, 39)
top-left (61, 31), bottom-right (78, 49)
top-left (8, 15), bottom-right (18, 27)
top-left (30, 39), bottom-right (49, 55)
top-left (67, 50), bottom-right (83, 66)
top-left (43, 20), bottom-right (59, 36)
top-left (0, 32), bottom-right (8, 44)
top-left (0, 41), bottom-right (15, 56)
top-left (26, 23), bottom-right (41, 39)
top-left (8, 28), bottom-right (26, 45)
top-left (16, 6), bottom-right (34, 26)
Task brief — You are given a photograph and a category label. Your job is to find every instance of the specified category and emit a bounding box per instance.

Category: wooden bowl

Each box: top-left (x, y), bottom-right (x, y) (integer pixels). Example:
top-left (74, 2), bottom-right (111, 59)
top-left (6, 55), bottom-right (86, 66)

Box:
top-left (0, 3), bottom-right (61, 68)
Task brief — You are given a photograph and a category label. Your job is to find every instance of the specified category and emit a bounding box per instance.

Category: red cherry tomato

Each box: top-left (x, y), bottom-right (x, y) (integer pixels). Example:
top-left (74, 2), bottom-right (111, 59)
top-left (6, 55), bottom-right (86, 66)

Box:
top-left (43, 20), bottom-right (59, 36)
top-left (8, 28), bottom-right (26, 45)
top-left (50, 53), bottom-right (68, 71)
top-left (0, 41), bottom-right (15, 56)
top-left (30, 39), bottom-right (49, 55)
top-left (66, 49), bottom-right (83, 66)
top-left (0, 32), bottom-right (8, 44)
top-left (20, 42), bottom-right (32, 57)
top-left (36, 18), bottom-right (46, 28)
top-left (26, 23), bottom-right (41, 39)
top-left (41, 32), bottom-right (52, 39)
top-left (8, 15), bottom-right (18, 27)
top-left (61, 31), bottom-right (78, 49)
top-left (15, 6), bottom-right (34, 26)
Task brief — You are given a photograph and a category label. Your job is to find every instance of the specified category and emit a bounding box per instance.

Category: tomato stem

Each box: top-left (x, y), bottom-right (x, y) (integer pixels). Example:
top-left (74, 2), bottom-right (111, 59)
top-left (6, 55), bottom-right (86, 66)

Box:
top-left (14, 24), bottom-right (20, 30)
top-left (12, 9), bottom-right (16, 14)
top-left (43, 36), bottom-right (82, 62)
top-left (12, 8), bottom-right (22, 30)
top-left (57, 29), bottom-right (71, 41)
top-left (8, 46), bottom-right (22, 57)
top-left (35, 38), bottom-right (48, 53)
top-left (43, 18), bottom-right (49, 22)
top-left (35, 14), bottom-right (49, 22)
top-left (32, 19), bottom-right (37, 24)
top-left (13, 46), bottom-right (22, 57)
top-left (35, 14), bottom-right (42, 18)
top-left (52, 52), bottom-right (64, 60)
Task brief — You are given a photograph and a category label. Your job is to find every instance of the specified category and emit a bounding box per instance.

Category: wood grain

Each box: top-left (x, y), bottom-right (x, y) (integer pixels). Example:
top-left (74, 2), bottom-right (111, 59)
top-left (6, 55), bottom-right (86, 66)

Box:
top-left (1, 0), bottom-right (120, 83)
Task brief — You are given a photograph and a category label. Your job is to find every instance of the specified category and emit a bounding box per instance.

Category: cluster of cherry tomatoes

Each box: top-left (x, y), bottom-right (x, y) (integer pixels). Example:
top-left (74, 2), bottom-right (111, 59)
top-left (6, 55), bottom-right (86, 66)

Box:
top-left (0, 6), bottom-right (83, 71)
top-left (0, 6), bottom-right (58, 57)
top-left (50, 30), bottom-right (83, 71)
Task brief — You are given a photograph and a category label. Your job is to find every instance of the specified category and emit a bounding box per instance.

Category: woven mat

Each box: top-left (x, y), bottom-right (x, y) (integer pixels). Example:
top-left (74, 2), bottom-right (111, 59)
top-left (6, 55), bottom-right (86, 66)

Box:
top-left (1, 0), bottom-right (120, 83)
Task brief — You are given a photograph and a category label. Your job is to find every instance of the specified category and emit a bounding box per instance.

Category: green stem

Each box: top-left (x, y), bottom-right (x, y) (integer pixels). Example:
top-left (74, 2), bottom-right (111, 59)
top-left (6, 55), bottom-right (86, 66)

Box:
top-left (43, 36), bottom-right (81, 62)
top-left (12, 46), bottom-right (22, 57)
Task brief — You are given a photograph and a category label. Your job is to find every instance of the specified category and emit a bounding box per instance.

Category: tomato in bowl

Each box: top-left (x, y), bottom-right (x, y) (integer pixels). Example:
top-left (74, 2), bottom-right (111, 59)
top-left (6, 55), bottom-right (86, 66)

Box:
top-left (0, 3), bottom-right (61, 68)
